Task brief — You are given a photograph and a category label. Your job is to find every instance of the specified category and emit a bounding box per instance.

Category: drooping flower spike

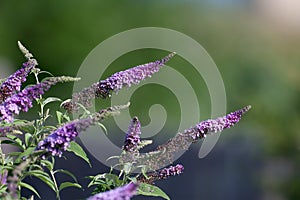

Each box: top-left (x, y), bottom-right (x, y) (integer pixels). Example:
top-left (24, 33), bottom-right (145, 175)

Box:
top-left (62, 52), bottom-right (176, 112)
top-left (123, 116), bottom-right (141, 152)
top-left (137, 106), bottom-right (252, 170)
top-left (87, 182), bottom-right (138, 200)
top-left (0, 76), bottom-right (80, 123)
top-left (36, 103), bottom-right (130, 158)
top-left (183, 105), bottom-right (252, 141)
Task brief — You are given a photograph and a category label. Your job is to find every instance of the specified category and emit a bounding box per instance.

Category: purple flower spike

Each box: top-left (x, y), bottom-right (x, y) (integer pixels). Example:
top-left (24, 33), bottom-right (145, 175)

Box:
top-left (123, 117), bottom-right (141, 152)
top-left (96, 52), bottom-right (176, 98)
top-left (87, 182), bottom-right (138, 200)
top-left (158, 164), bottom-right (184, 178)
top-left (36, 103), bottom-right (129, 158)
top-left (0, 60), bottom-right (36, 103)
top-left (0, 76), bottom-right (79, 123)
top-left (184, 105), bottom-right (252, 141)
top-left (63, 52), bottom-right (175, 112)
top-left (138, 164), bottom-right (184, 184)
top-left (36, 117), bottom-right (94, 158)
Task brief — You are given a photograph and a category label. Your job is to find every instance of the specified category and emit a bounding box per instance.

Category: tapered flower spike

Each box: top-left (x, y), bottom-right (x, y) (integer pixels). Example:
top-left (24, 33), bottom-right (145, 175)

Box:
top-left (0, 41), bottom-right (39, 102)
top-left (95, 52), bottom-right (176, 98)
top-left (123, 116), bottom-right (141, 152)
top-left (0, 76), bottom-right (80, 123)
top-left (136, 106), bottom-right (251, 170)
top-left (184, 105), bottom-right (252, 141)
top-left (87, 182), bottom-right (138, 200)
top-left (36, 103), bottom-right (130, 158)
top-left (62, 52), bottom-right (176, 112)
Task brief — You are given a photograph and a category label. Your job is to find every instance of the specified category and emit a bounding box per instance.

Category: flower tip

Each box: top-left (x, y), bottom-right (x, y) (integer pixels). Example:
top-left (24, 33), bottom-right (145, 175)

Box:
top-left (242, 105), bottom-right (252, 113)
top-left (17, 41), bottom-right (34, 60)
top-left (169, 51), bottom-right (176, 57)
top-left (159, 52), bottom-right (176, 65)
top-left (166, 52), bottom-right (176, 60)
top-left (132, 116), bottom-right (139, 121)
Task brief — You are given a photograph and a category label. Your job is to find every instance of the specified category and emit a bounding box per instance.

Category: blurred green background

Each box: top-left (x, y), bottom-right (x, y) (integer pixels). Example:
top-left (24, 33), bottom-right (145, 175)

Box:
top-left (1, 1), bottom-right (299, 199)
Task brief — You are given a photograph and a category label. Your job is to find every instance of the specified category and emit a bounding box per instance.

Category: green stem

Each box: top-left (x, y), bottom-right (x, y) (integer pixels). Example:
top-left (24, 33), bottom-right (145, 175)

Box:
top-left (50, 170), bottom-right (61, 200)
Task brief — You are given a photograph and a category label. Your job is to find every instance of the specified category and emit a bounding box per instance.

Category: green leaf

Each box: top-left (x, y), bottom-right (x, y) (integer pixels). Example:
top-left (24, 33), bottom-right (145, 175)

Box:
top-left (42, 97), bottom-right (62, 107)
top-left (25, 170), bottom-right (56, 192)
top-left (12, 130), bottom-right (23, 135)
top-left (88, 173), bottom-right (122, 189)
top-left (20, 181), bottom-right (41, 198)
top-left (66, 141), bottom-right (91, 167)
top-left (15, 147), bottom-right (35, 163)
top-left (54, 169), bottom-right (78, 182)
top-left (18, 123), bottom-right (35, 134)
top-left (25, 133), bottom-right (32, 147)
top-left (41, 159), bottom-right (54, 171)
top-left (59, 182), bottom-right (81, 191)
top-left (6, 134), bottom-right (24, 149)
top-left (1, 139), bottom-right (24, 150)
top-left (56, 111), bottom-right (70, 124)
top-left (138, 183), bottom-right (170, 200)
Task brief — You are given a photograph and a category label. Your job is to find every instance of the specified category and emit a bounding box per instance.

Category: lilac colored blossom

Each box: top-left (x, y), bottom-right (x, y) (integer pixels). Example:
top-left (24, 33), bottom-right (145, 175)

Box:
top-left (137, 164), bottom-right (184, 184)
top-left (87, 183), bottom-right (138, 200)
top-left (0, 76), bottom-right (78, 123)
top-left (36, 103), bottom-right (130, 158)
top-left (0, 60), bottom-right (35, 103)
top-left (137, 106), bottom-right (251, 170)
top-left (62, 52), bottom-right (175, 112)
top-left (123, 117), bottom-right (141, 152)
top-left (95, 52), bottom-right (176, 98)
top-left (184, 105), bottom-right (252, 141)
top-left (36, 117), bottom-right (94, 158)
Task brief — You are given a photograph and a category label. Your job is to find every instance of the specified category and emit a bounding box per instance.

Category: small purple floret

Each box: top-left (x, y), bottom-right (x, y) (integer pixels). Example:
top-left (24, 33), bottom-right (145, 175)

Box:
top-left (87, 183), bottom-right (138, 200)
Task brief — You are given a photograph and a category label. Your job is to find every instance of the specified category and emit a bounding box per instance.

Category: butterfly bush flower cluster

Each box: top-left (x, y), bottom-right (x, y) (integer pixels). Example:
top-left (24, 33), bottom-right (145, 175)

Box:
top-left (184, 105), bottom-right (252, 141)
top-left (0, 43), bottom-right (252, 200)
top-left (138, 164), bottom-right (184, 184)
top-left (0, 76), bottom-right (79, 123)
top-left (0, 60), bottom-right (36, 103)
top-left (123, 116), bottom-right (141, 152)
top-left (129, 106), bottom-right (251, 171)
top-left (62, 52), bottom-right (175, 112)
top-left (36, 103), bottom-right (130, 158)
top-left (87, 183), bottom-right (138, 200)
